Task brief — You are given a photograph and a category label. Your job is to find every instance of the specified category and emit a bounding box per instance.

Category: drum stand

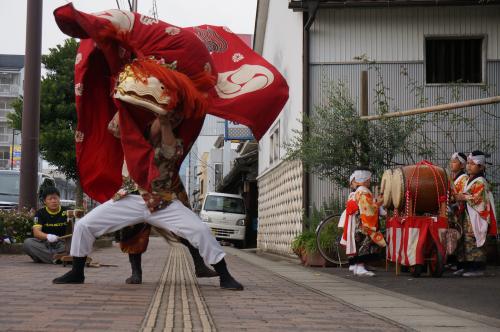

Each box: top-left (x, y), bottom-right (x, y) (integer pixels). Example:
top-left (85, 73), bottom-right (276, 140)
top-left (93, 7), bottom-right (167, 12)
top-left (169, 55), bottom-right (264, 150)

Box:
top-left (385, 201), bottom-right (448, 276)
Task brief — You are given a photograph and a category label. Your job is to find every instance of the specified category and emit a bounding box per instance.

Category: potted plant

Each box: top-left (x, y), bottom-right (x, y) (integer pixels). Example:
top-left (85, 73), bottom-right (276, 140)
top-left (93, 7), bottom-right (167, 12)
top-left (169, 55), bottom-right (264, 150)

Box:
top-left (292, 198), bottom-right (345, 267)
top-left (291, 230), bottom-right (315, 265)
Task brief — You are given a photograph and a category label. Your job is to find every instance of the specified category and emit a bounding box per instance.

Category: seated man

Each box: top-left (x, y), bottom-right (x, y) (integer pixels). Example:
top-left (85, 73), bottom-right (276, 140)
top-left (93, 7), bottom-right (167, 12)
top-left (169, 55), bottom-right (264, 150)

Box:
top-left (23, 187), bottom-right (68, 264)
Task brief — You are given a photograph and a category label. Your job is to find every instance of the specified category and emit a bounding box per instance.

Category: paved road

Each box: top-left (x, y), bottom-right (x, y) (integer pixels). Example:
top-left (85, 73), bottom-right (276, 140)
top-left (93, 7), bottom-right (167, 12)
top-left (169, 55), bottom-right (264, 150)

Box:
top-left (0, 239), bottom-right (167, 332)
top-left (198, 252), bottom-right (404, 332)
top-left (1, 238), bottom-right (499, 331)
top-left (321, 264), bottom-right (500, 319)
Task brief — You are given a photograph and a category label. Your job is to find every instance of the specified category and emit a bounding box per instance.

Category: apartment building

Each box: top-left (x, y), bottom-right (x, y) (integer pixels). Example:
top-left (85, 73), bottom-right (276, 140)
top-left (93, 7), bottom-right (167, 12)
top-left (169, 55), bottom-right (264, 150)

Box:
top-left (0, 54), bottom-right (24, 170)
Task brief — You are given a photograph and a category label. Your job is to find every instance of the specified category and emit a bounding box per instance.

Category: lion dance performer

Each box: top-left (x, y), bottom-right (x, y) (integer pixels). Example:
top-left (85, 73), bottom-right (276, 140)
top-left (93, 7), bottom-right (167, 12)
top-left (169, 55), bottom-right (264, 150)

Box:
top-left (51, 4), bottom-right (288, 290)
top-left (108, 112), bottom-right (217, 284)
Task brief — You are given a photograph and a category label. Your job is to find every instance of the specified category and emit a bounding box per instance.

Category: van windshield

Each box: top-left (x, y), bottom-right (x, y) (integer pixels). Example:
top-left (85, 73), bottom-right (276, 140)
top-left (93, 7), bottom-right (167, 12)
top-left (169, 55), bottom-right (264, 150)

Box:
top-left (204, 195), bottom-right (245, 214)
top-left (0, 173), bottom-right (20, 202)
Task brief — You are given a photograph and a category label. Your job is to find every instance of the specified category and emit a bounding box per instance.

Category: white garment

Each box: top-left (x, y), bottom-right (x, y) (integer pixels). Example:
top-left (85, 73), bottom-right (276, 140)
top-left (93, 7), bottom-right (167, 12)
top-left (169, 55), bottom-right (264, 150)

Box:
top-left (464, 177), bottom-right (489, 247)
top-left (70, 195), bottom-right (226, 265)
top-left (338, 192), bottom-right (356, 228)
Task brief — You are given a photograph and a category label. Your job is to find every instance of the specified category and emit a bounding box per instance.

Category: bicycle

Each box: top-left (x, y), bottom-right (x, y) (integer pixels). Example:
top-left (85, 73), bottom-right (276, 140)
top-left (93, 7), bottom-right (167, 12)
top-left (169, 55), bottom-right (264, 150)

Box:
top-left (315, 214), bottom-right (349, 266)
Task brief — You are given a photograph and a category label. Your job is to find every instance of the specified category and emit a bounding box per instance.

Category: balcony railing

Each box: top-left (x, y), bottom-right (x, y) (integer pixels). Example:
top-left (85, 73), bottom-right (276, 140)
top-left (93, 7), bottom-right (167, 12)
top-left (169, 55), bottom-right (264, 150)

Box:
top-left (0, 134), bottom-right (10, 143)
top-left (0, 84), bottom-right (21, 97)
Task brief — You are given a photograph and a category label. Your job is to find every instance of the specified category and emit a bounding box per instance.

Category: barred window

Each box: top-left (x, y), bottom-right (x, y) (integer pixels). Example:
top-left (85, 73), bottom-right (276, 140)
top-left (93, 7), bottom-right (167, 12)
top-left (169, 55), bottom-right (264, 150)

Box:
top-left (425, 37), bottom-right (483, 84)
top-left (269, 123), bottom-right (280, 165)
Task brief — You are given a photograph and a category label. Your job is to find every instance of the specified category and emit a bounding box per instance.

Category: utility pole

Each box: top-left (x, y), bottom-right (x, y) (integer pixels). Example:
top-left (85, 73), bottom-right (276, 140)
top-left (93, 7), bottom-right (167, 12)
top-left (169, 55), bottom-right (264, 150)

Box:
top-left (132, 0), bottom-right (138, 12)
top-left (19, 0), bottom-right (42, 209)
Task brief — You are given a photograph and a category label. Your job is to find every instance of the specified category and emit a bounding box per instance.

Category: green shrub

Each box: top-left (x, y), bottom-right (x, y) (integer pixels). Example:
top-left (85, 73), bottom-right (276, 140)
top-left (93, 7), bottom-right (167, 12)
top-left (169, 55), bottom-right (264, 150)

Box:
top-left (0, 209), bottom-right (35, 243)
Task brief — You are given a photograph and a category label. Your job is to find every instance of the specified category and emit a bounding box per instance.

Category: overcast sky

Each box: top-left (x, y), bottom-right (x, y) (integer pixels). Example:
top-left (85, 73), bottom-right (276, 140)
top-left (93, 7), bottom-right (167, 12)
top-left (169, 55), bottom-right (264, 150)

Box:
top-left (0, 0), bottom-right (257, 55)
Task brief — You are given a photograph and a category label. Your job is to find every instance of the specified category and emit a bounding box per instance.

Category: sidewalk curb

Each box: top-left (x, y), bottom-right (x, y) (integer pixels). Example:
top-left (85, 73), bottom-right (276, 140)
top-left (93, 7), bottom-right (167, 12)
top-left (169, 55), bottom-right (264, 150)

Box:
top-left (228, 247), bottom-right (500, 331)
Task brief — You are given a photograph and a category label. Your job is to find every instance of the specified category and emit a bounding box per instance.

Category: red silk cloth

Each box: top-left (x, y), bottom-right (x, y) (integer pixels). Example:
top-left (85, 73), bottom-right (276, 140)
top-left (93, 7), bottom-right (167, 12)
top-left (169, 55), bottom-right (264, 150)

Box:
top-left (54, 4), bottom-right (289, 202)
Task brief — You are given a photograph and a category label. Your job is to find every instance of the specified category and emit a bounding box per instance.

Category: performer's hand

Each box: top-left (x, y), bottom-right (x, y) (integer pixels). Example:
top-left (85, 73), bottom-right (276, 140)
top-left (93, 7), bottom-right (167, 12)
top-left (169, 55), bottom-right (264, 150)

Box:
top-left (46, 234), bottom-right (59, 243)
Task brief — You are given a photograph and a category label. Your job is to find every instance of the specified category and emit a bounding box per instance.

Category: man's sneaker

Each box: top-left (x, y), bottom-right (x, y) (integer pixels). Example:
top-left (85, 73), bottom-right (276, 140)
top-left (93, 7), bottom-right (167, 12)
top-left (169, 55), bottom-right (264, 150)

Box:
top-left (462, 271), bottom-right (484, 277)
top-left (348, 265), bottom-right (355, 272)
top-left (453, 268), bottom-right (465, 276)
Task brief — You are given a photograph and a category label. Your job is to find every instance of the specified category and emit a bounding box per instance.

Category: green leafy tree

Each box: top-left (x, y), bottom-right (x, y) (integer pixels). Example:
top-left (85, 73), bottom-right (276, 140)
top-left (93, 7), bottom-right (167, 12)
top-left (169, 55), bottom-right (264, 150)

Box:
top-left (8, 38), bottom-right (81, 203)
top-left (285, 81), bottom-right (415, 187)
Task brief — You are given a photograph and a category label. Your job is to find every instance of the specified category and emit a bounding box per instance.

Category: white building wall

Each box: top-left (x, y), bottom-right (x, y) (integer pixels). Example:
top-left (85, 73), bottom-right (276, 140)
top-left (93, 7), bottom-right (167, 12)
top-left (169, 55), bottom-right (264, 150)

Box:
top-left (311, 6), bottom-right (500, 63)
top-left (256, 0), bottom-right (304, 256)
top-left (258, 0), bottom-right (303, 175)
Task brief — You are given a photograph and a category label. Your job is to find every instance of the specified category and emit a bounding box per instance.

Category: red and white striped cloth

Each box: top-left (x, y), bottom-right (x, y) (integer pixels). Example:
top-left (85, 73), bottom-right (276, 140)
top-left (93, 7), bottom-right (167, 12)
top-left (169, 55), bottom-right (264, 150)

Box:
top-left (386, 216), bottom-right (447, 266)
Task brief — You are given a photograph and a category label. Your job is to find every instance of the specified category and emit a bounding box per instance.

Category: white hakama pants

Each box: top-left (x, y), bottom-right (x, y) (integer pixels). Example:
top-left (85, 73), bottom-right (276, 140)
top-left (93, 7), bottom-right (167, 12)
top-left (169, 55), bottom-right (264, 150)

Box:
top-left (70, 195), bottom-right (225, 265)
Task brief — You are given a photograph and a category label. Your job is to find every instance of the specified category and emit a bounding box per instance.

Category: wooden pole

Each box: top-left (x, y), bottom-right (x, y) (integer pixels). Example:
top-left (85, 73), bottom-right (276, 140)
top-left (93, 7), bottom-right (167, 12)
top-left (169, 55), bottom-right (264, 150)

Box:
top-left (360, 70), bottom-right (368, 117)
top-left (19, 0), bottom-right (43, 210)
top-left (361, 96), bottom-right (500, 121)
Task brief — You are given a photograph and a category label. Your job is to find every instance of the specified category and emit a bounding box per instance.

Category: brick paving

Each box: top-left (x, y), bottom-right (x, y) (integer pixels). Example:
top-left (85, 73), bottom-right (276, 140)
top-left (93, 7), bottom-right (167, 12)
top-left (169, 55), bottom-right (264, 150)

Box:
top-left (0, 238), bottom-right (168, 332)
top-left (0, 237), bottom-right (408, 332)
top-left (198, 252), bottom-right (405, 332)
top-left (8, 237), bottom-right (493, 331)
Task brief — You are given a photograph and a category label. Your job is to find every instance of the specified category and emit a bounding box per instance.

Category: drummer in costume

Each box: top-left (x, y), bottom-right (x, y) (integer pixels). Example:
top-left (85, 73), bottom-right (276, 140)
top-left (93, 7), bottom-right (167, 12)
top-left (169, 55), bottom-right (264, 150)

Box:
top-left (454, 151), bottom-right (497, 277)
top-left (340, 170), bottom-right (386, 276)
top-left (338, 173), bottom-right (358, 273)
top-left (447, 152), bottom-right (468, 273)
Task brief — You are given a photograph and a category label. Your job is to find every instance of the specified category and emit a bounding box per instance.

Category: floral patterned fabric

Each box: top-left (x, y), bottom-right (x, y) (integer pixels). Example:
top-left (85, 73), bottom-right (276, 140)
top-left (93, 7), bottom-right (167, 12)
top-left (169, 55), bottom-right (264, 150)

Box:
top-left (354, 187), bottom-right (386, 248)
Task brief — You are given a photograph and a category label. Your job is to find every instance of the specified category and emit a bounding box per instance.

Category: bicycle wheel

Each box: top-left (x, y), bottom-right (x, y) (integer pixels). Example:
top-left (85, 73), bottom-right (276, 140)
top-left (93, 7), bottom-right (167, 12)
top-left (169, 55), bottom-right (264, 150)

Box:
top-left (315, 214), bottom-right (348, 266)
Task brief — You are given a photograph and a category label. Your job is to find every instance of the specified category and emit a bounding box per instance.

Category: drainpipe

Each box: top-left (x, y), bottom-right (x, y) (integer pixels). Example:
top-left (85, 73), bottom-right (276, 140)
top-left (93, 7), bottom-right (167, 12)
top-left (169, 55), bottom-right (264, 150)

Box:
top-left (302, 0), bottom-right (319, 228)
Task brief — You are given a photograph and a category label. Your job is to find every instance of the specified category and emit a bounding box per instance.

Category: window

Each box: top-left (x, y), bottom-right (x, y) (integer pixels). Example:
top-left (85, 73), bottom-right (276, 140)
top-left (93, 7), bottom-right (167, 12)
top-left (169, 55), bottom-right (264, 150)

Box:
top-left (0, 150), bottom-right (10, 159)
top-left (0, 98), bottom-right (14, 110)
top-left (203, 195), bottom-right (245, 214)
top-left (0, 73), bottom-right (18, 85)
top-left (425, 37), bottom-right (484, 84)
top-left (269, 123), bottom-right (280, 164)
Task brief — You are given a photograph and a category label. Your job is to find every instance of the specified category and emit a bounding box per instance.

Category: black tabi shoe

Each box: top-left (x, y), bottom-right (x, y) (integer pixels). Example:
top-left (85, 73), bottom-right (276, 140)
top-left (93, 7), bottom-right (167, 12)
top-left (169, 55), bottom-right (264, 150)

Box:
top-left (212, 258), bottom-right (244, 291)
top-left (52, 256), bottom-right (86, 284)
top-left (180, 238), bottom-right (219, 278)
top-left (126, 253), bottom-right (142, 284)
top-left (195, 264), bottom-right (219, 278)
top-left (219, 275), bottom-right (244, 290)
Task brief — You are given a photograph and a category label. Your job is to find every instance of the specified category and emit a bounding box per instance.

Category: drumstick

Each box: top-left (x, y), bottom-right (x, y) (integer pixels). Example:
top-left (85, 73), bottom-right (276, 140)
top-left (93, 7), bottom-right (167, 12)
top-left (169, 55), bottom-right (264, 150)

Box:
top-left (58, 233), bottom-right (73, 240)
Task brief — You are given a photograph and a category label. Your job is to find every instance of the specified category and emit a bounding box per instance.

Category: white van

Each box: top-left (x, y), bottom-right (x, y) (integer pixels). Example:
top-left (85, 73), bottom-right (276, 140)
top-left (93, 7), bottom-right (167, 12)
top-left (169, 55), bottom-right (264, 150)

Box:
top-left (199, 192), bottom-right (247, 248)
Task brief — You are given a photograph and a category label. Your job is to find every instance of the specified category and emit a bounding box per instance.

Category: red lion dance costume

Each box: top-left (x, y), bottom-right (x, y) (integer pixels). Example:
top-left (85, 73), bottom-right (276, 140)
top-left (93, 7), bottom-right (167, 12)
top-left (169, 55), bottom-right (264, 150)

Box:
top-left (52, 4), bottom-right (288, 288)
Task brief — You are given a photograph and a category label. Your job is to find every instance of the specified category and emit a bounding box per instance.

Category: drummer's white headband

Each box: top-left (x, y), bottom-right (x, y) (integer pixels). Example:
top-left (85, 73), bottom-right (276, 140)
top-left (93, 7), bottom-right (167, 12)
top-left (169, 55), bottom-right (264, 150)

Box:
top-left (468, 154), bottom-right (486, 166)
top-left (451, 152), bottom-right (466, 165)
top-left (352, 170), bottom-right (372, 183)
